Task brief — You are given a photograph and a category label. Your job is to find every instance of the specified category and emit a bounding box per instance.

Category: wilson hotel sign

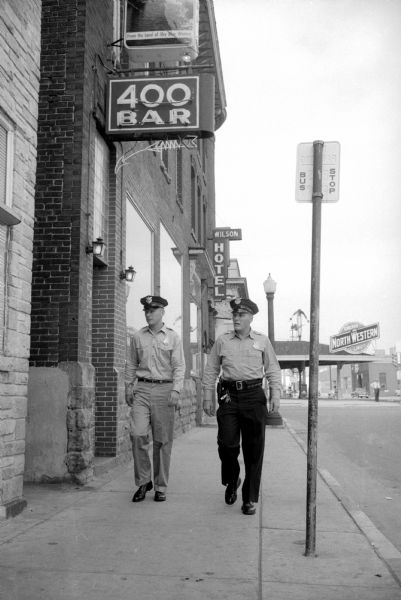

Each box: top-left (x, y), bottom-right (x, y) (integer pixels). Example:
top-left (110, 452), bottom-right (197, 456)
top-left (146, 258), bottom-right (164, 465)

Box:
top-left (106, 74), bottom-right (215, 140)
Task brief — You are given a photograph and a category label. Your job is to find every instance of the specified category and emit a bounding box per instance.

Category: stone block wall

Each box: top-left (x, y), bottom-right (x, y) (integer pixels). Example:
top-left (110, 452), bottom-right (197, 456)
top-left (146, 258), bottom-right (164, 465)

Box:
top-left (63, 362), bottom-right (95, 484)
top-left (0, 1), bottom-right (41, 518)
top-left (174, 378), bottom-right (199, 436)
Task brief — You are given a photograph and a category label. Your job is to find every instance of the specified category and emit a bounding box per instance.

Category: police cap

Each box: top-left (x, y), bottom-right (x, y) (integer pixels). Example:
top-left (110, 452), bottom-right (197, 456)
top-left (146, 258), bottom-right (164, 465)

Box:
top-left (140, 295), bottom-right (168, 309)
top-left (230, 297), bottom-right (259, 315)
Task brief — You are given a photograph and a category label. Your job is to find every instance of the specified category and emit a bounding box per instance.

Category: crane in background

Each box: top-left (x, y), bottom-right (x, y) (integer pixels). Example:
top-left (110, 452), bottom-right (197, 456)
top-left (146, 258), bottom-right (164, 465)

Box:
top-left (290, 309), bottom-right (309, 341)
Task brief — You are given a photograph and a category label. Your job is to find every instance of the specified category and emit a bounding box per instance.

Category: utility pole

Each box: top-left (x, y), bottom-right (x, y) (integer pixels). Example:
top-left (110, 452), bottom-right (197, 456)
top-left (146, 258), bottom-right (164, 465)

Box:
top-left (296, 139), bottom-right (340, 557)
top-left (305, 140), bottom-right (323, 556)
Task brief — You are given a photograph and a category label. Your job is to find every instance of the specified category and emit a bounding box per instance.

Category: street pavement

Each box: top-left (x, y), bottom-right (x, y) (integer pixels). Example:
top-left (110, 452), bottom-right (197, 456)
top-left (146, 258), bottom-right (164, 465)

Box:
top-left (1, 419), bottom-right (401, 599)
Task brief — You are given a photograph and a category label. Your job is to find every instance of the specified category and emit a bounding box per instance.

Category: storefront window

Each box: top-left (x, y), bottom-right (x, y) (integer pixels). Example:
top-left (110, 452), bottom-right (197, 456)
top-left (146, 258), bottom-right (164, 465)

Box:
top-left (160, 225), bottom-right (182, 335)
top-left (189, 261), bottom-right (202, 375)
top-left (190, 300), bottom-right (200, 374)
top-left (126, 198), bottom-right (153, 334)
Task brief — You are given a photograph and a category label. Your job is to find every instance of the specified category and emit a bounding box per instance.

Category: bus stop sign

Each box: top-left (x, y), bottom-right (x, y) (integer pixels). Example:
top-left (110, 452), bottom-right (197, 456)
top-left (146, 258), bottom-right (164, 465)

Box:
top-left (296, 141), bottom-right (340, 202)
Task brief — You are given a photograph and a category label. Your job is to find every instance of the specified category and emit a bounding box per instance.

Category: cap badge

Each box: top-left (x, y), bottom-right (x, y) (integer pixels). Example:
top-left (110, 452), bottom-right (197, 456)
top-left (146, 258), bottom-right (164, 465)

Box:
top-left (234, 298), bottom-right (241, 305)
top-left (145, 296), bottom-right (153, 304)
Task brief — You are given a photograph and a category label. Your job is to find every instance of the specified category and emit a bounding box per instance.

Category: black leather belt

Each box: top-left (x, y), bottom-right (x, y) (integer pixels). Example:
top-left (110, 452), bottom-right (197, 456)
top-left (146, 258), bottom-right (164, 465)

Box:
top-left (221, 378), bottom-right (263, 391)
top-left (137, 377), bottom-right (173, 384)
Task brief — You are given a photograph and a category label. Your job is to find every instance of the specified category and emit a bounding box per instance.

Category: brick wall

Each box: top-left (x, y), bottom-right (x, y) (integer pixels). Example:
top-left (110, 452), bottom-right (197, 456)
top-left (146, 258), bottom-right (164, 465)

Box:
top-left (31, 0), bottom-right (90, 366)
top-left (28, 0), bottom-right (218, 479)
top-left (29, 0), bottom-right (131, 471)
top-left (29, 0), bottom-right (98, 481)
top-left (0, 0), bottom-right (41, 517)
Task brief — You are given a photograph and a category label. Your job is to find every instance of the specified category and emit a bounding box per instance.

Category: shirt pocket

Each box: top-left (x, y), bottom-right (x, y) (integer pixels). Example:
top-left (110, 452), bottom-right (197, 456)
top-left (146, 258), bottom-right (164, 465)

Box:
top-left (246, 346), bottom-right (264, 370)
top-left (135, 343), bottom-right (150, 365)
top-left (222, 348), bottom-right (237, 369)
top-left (156, 339), bottom-right (174, 353)
top-left (156, 339), bottom-right (174, 370)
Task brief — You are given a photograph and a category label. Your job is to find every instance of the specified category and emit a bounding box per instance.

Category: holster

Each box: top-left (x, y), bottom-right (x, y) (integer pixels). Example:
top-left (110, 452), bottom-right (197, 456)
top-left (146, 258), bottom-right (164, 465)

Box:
top-left (216, 377), bottom-right (224, 401)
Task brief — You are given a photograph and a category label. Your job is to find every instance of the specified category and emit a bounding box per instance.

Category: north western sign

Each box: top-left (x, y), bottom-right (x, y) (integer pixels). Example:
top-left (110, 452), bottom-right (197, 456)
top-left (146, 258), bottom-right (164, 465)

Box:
top-left (106, 74), bottom-right (215, 140)
top-left (330, 323), bottom-right (380, 353)
top-left (296, 141), bottom-right (340, 202)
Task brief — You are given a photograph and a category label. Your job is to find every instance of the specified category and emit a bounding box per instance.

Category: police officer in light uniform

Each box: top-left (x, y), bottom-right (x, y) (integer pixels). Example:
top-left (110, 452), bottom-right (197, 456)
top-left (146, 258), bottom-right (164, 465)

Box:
top-left (126, 295), bottom-right (185, 503)
top-left (202, 297), bottom-right (281, 515)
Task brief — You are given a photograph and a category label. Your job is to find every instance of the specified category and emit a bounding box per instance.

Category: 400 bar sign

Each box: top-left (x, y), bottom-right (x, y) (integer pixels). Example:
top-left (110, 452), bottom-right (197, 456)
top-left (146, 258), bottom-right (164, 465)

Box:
top-left (106, 74), bottom-right (215, 140)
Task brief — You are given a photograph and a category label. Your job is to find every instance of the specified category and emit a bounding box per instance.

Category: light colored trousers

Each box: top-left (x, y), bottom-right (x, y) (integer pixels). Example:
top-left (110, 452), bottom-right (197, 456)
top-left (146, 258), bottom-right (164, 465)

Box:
top-left (130, 381), bottom-right (175, 492)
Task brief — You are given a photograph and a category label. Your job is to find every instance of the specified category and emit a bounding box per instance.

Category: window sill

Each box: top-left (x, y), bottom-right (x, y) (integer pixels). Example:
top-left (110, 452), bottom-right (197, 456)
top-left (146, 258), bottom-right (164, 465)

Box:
top-left (0, 203), bottom-right (21, 226)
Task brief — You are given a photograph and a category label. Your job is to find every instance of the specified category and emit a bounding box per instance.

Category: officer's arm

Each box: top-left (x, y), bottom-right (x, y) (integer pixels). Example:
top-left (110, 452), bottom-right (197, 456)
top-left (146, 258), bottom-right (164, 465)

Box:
top-left (125, 337), bottom-right (138, 406)
top-left (202, 341), bottom-right (221, 416)
top-left (170, 334), bottom-right (185, 393)
top-left (264, 338), bottom-right (282, 412)
top-left (168, 335), bottom-right (185, 408)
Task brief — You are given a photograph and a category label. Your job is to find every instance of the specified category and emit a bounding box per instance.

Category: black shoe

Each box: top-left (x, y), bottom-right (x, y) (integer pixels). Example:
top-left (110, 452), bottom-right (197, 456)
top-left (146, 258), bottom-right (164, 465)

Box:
top-left (154, 491), bottom-right (166, 502)
top-left (241, 502), bottom-right (256, 515)
top-left (132, 481), bottom-right (153, 502)
top-left (225, 477), bottom-right (241, 505)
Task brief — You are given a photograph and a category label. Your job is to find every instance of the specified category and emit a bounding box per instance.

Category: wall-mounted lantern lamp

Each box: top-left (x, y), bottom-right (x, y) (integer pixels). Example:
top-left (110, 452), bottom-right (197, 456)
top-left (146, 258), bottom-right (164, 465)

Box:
top-left (181, 51), bottom-right (192, 63)
top-left (86, 237), bottom-right (106, 257)
top-left (120, 265), bottom-right (136, 282)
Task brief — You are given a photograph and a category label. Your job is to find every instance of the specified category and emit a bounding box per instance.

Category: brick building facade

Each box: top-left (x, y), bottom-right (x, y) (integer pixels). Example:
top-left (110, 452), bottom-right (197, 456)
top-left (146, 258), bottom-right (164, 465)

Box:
top-left (0, 1), bottom-right (41, 517)
top-left (25, 0), bottom-right (226, 487)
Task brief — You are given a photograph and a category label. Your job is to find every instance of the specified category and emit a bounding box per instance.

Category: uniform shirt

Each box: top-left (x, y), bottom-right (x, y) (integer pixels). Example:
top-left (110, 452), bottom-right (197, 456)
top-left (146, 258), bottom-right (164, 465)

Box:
top-left (127, 324), bottom-right (185, 393)
top-left (202, 329), bottom-right (281, 400)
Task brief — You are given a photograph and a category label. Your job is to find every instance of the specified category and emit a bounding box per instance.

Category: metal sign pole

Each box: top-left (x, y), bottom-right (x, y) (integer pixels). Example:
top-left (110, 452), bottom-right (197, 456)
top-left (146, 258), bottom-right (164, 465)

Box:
top-left (305, 140), bottom-right (323, 556)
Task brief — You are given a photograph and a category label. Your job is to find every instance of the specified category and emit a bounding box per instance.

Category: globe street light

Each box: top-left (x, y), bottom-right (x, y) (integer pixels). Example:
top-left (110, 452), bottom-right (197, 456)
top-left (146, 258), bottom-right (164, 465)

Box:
top-left (263, 274), bottom-right (283, 427)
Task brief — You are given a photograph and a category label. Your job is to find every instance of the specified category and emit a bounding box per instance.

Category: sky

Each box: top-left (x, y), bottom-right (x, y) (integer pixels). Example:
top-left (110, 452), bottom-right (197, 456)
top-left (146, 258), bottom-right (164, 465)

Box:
top-left (212, 0), bottom-right (401, 352)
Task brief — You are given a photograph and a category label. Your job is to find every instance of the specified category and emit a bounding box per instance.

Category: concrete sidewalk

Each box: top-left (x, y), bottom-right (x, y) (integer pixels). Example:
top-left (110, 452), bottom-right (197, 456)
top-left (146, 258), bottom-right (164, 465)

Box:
top-left (1, 423), bottom-right (401, 600)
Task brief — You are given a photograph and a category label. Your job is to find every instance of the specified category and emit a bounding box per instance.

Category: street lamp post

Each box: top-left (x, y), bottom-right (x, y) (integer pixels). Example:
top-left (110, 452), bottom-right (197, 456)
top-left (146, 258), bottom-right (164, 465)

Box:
top-left (263, 274), bottom-right (283, 426)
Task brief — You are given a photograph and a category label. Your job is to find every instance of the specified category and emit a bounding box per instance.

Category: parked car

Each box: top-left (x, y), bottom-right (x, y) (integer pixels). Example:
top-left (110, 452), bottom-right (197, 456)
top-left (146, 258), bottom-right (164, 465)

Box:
top-left (351, 387), bottom-right (369, 399)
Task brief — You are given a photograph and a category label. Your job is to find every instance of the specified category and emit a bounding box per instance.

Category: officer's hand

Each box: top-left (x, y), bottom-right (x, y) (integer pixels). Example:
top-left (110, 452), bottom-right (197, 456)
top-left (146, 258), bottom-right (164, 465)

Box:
top-left (270, 397), bottom-right (280, 413)
top-left (203, 399), bottom-right (216, 417)
top-left (125, 392), bottom-right (134, 407)
top-left (168, 390), bottom-right (180, 408)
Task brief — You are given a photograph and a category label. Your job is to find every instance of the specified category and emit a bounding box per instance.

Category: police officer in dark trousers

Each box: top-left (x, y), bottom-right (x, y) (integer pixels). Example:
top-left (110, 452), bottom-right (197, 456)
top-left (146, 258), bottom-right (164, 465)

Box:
top-left (202, 298), bottom-right (281, 515)
top-left (126, 295), bottom-right (185, 503)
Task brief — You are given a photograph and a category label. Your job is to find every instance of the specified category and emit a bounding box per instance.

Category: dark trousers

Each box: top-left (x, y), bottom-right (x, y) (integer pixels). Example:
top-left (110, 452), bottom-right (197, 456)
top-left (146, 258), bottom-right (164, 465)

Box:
top-left (216, 387), bottom-right (268, 503)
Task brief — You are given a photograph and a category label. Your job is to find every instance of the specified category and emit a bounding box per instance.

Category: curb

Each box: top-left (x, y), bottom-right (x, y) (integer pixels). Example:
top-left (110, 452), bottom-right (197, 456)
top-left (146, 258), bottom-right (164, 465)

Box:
top-left (283, 418), bottom-right (401, 588)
